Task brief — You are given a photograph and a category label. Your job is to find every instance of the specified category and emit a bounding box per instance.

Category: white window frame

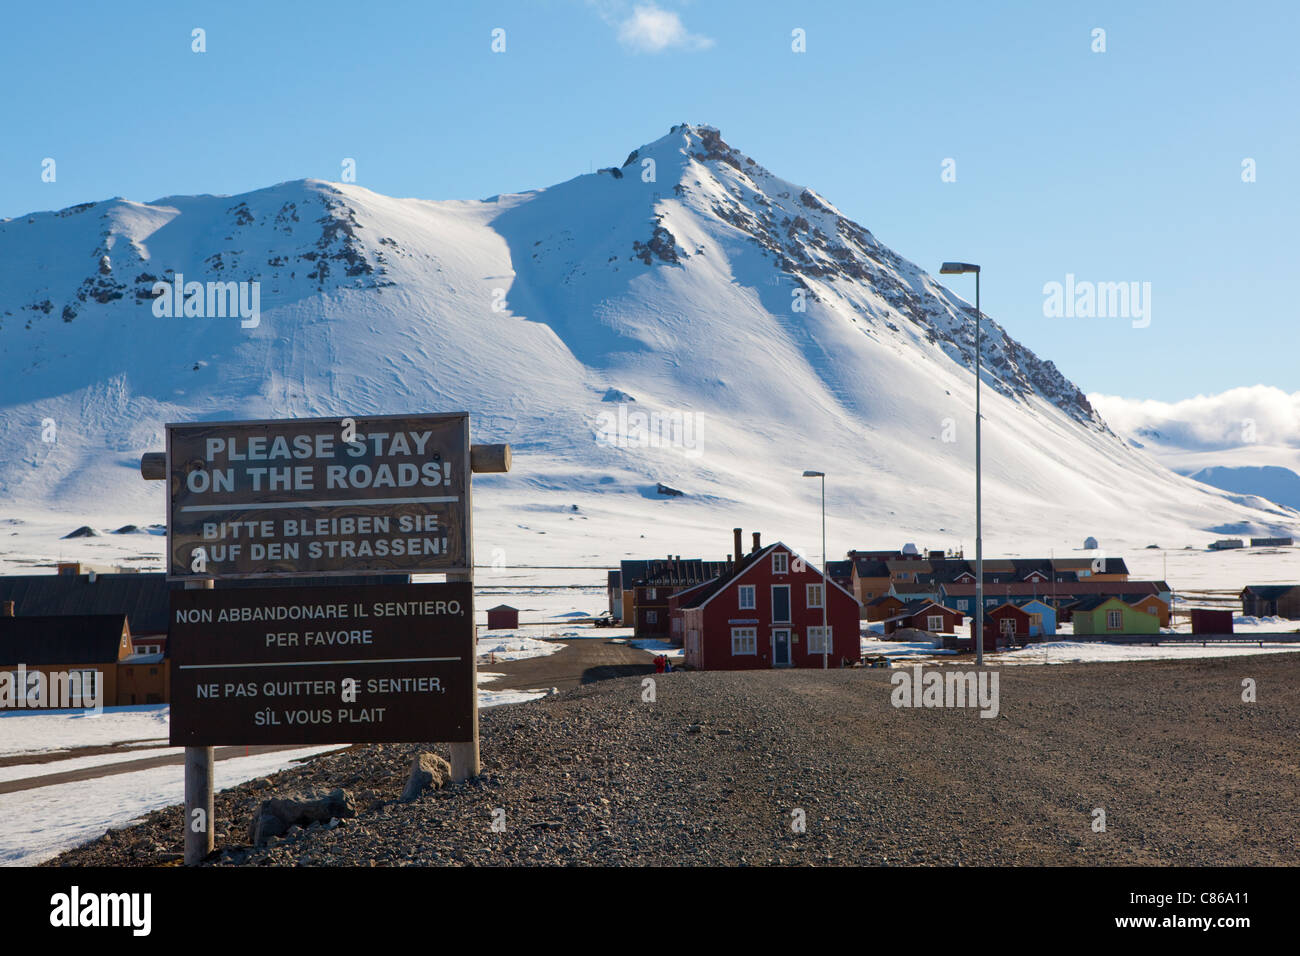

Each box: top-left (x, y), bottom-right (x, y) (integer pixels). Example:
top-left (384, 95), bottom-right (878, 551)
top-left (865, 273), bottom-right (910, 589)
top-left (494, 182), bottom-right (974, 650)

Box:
top-left (1000, 618), bottom-right (1016, 636)
top-left (771, 584), bottom-right (792, 623)
top-left (807, 626), bottom-right (833, 653)
top-left (645, 587), bottom-right (657, 600)
top-left (738, 585), bottom-right (756, 610)
top-left (772, 551), bottom-right (789, 574)
top-left (646, 610), bottom-right (658, 624)
top-left (731, 626), bottom-right (757, 656)
top-left (806, 583), bottom-right (823, 608)
top-left (926, 615), bottom-right (944, 632)
top-left (957, 599), bottom-right (969, 611)
top-left (1106, 609), bottom-right (1122, 630)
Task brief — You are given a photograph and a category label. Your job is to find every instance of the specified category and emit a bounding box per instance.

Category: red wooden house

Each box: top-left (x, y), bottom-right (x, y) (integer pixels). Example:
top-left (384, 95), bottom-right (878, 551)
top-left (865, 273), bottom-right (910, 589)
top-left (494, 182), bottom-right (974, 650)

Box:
top-left (865, 593), bottom-right (906, 622)
top-left (679, 541), bottom-right (860, 670)
top-left (881, 600), bottom-right (964, 636)
top-left (986, 602), bottom-right (1031, 644)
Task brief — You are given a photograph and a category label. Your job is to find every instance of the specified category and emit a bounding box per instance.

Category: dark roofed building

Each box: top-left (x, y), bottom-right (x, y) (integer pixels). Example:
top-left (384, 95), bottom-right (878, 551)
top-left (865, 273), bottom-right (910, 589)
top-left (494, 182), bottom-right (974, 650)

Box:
top-left (1241, 585), bottom-right (1300, 619)
top-left (0, 573), bottom-right (171, 637)
top-left (0, 613), bottom-right (133, 708)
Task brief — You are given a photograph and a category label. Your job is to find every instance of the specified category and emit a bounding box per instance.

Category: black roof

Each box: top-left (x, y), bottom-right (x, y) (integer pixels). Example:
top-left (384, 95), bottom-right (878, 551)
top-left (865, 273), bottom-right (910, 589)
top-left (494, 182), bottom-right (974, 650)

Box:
top-left (0, 614), bottom-right (129, 665)
top-left (825, 560), bottom-right (853, 579)
top-left (852, 557), bottom-right (891, 577)
top-left (635, 559), bottom-right (731, 588)
top-left (1241, 584), bottom-right (1297, 598)
top-left (0, 574), bottom-right (171, 634)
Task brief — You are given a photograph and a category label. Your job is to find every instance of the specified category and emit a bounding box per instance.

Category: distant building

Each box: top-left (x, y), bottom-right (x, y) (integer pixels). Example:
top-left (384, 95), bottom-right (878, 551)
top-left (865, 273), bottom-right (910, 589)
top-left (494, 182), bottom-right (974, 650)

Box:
top-left (986, 602), bottom-right (1032, 644)
top-left (1250, 537), bottom-right (1293, 548)
top-left (1190, 609), bottom-right (1234, 634)
top-left (864, 594), bottom-right (906, 623)
top-left (1071, 597), bottom-right (1160, 636)
top-left (1209, 539), bottom-right (1245, 551)
top-left (0, 612), bottom-right (134, 707)
top-left (678, 541), bottom-right (860, 669)
top-left (882, 600), bottom-right (964, 637)
top-left (486, 605), bottom-right (519, 630)
top-left (1020, 599), bottom-right (1057, 638)
top-left (606, 570), bottom-right (623, 620)
top-left (1240, 585), bottom-right (1300, 619)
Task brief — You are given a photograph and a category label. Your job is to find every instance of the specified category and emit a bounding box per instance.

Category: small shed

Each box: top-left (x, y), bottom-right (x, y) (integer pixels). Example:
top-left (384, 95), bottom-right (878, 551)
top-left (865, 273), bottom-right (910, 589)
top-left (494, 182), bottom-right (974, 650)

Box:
top-left (987, 602), bottom-right (1032, 643)
top-left (1020, 599), bottom-right (1057, 638)
top-left (486, 605), bottom-right (519, 630)
top-left (1083, 536), bottom-right (1099, 550)
top-left (1190, 608), bottom-right (1234, 634)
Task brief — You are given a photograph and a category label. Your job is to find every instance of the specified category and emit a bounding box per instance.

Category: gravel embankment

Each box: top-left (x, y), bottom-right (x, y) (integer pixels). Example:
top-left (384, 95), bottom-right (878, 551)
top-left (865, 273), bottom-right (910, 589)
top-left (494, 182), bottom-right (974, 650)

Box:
top-left (48, 654), bottom-right (1300, 866)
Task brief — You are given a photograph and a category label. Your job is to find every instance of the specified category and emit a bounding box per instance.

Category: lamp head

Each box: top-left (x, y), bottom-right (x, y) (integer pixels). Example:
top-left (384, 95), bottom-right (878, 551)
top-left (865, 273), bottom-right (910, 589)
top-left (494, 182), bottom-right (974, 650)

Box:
top-left (940, 262), bottom-right (980, 275)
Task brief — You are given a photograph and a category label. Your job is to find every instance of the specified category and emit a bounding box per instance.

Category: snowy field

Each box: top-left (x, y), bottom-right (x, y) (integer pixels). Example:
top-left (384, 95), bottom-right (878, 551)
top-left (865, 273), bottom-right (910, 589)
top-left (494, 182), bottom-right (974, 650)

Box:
top-left (0, 744), bottom-right (340, 867)
top-left (999, 640), bottom-right (1300, 665)
top-left (0, 704), bottom-right (169, 757)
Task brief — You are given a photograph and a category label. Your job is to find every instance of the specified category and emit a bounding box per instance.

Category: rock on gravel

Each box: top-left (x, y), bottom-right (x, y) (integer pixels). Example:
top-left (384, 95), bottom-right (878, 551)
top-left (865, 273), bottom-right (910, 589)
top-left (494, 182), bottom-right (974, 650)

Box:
top-left (400, 752), bottom-right (452, 803)
top-left (248, 788), bottom-right (356, 846)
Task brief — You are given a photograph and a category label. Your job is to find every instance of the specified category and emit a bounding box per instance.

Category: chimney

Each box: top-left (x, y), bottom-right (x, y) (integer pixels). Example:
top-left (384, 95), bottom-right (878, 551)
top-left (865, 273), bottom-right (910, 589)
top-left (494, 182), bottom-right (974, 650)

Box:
top-left (1, 600), bottom-right (13, 618)
top-left (733, 528), bottom-right (743, 566)
top-left (752, 532), bottom-right (761, 553)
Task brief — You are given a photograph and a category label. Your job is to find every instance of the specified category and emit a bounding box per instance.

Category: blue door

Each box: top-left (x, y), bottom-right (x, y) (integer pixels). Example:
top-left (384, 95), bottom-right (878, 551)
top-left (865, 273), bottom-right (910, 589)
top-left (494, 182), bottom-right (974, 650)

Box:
top-left (772, 628), bottom-right (791, 667)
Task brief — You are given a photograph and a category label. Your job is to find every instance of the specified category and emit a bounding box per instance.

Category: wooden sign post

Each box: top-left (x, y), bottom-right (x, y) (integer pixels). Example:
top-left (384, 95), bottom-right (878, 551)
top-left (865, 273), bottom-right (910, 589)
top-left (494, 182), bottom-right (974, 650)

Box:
top-left (141, 415), bottom-right (509, 864)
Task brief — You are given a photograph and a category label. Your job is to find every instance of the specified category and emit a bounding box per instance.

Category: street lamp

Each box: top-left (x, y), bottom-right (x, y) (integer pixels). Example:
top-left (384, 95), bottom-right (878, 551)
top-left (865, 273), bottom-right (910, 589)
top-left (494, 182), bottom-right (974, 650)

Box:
top-left (802, 470), bottom-right (829, 669)
top-left (939, 261), bottom-right (984, 666)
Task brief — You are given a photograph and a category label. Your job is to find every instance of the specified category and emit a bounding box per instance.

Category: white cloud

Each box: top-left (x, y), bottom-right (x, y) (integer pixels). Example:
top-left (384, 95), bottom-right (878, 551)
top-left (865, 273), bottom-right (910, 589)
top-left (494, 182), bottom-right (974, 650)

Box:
top-left (612, 3), bottom-right (713, 53)
top-left (1090, 386), bottom-right (1300, 451)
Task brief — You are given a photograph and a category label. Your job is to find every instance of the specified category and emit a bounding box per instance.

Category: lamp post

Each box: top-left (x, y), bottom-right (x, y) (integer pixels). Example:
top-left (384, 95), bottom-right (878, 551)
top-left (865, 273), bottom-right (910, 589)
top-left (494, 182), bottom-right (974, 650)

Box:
top-left (939, 261), bottom-right (983, 666)
top-left (802, 470), bottom-right (828, 669)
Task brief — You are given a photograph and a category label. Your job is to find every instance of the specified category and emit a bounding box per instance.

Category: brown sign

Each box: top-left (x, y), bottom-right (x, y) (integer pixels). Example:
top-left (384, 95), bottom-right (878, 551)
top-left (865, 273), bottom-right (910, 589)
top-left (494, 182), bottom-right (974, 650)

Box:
top-left (166, 413), bottom-right (470, 580)
top-left (168, 582), bottom-right (474, 746)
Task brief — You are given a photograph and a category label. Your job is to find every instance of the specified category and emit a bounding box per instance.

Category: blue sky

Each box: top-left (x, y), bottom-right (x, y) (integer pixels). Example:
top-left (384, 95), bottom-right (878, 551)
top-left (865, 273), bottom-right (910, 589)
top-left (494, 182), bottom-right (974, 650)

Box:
top-left (3, 0), bottom-right (1296, 400)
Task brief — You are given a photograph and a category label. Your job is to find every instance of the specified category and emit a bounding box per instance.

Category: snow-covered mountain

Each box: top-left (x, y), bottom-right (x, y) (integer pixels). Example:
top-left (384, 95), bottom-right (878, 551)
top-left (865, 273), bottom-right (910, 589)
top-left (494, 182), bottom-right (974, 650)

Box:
top-left (1, 123), bottom-right (1295, 561)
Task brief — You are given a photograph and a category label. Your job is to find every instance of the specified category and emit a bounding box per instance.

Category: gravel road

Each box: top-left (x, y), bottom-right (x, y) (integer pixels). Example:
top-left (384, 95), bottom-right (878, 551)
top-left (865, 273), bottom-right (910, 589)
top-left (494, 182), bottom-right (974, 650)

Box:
top-left (47, 653), bottom-right (1300, 866)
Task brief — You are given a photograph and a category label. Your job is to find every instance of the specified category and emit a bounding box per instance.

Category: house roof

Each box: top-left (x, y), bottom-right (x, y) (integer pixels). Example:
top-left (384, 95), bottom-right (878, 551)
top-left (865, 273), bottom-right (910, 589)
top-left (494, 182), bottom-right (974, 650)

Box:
top-left (866, 594), bottom-right (905, 607)
top-left (851, 557), bottom-right (892, 578)
top-left (942, 580), bottom-right (1165, 598)
top-left (0, 614), bottom-right (129, 665)
top-left (886, 560), bottom-right (932, 574)
top-left (988, 601), bottom-right (1030, 616)
top-left (1052, 557), bottom-right (1130, 575)
top-left (486, 605), bottom-right (518, 613)
top-left (890, 583), bottom-right (936, 595)
top-left (883, 600), bottom-right (955, 624)
top-left (1070, 595), bottom-right (1160, 614)
top-left (0, 573), bottom-right (171, 634)
top-left (635, 559), bottom-right (732, 588)
top-left (825, 560), bottom-right (853, 579)
top-left (1241, 584), bottom-right (1297, 599)
top-left (682, 543), bottom-right (859, 611)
